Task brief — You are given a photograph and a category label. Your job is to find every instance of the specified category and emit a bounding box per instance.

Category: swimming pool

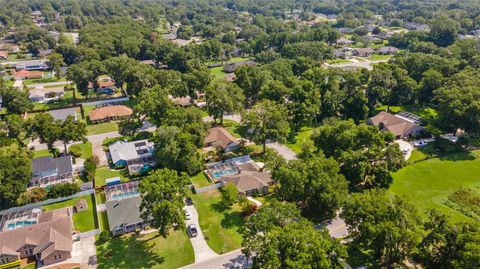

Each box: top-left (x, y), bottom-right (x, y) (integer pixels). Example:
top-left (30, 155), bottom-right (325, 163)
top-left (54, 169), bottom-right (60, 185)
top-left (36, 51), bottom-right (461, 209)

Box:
top-left (110, 191), bottom-right (139, 200)
top-left (7, 220), bottom-right (37, 230)
top-left (212, 169), bottom-right (236, 178)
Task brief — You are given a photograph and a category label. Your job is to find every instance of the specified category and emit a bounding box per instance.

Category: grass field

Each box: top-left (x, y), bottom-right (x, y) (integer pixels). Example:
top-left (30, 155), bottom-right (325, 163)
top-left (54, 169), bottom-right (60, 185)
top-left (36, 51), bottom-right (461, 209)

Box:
top-left (33, 149), bottom-right (53, 158)
top-left (96, 230), bottom-right (194, 269)
top-left (190, 172), bottom-right (212, 188)
top-left (286, 127), bottom-right (314, 153)
top-left (210, 66), bottom-right (227, 81)
top-left (69, 142), bottom-right (93, 159)
top-left (43, 194), bottom-right (97, 232)
top-left (367, 54), bottom-right (393, 61)
top-left (95, 167), bottom-right (128, 187)
top-left (192, 189), bottom-right (244, 254)
top-left (389, 150), bottom-right (480, 223)
top-left (326, 59), bottom-right (351, 64)
top-left (86, 122), bottom-right (119, 135)
top-left (221, 119), bottom-right (243, 138)
top-left (98, 211), bottom-right (110, 231)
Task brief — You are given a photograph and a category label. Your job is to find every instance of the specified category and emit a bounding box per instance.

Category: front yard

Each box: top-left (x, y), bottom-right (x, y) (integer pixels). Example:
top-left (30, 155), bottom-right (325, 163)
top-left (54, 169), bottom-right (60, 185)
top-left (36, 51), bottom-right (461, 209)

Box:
top-left (96, 231), bottom-right (194, 269)
top-left (192, 189), bottom-right (244, 254)
top-left (42, 194), bottom-right (97, 232)
top-left (286, 127), bottom-right (315, 153)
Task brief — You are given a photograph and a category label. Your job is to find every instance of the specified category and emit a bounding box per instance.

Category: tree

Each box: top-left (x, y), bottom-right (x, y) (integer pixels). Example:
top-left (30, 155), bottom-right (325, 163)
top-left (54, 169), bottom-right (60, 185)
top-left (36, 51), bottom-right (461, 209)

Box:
top-left (154, 126), bottom-right (204, 175)
top-left (275, 154), bottom-right (348, 221)
top-left (241, 100), bottom-right (290, 153)
top-left (17, 188), bottom-right (48, 205)
top-left (221, 182), bottom-right (238, 206)
top-left (47, 183), bottom-right (80, 199)
top-left (67, 60), bottom-right (105, 95)
top-left (342, 189), bottom-right (421, 266)
top-left (3, 114), bottom-right (27, 145)
top-left (234, 66), bottom-right (272, 105)
top-left (47, 52), bottom-right (65, 79)
top-left (58, 115), bottom-right (87, 154)
top-left (118, 113), bottom-right (143, 137)
top-left (0, 87), bottom-right (33, 114)
top-left (139, 169), bottom-right (189, 237)
top-left (242, 201), bottom-right (346, 269)
top-left (0, 144), bottom-right (31, 209)
top-left (135, 86), bottom-right (174, 126)
top-left (430, 16), bottom-right (458, 47)
top-left (27, 113), bottom-right (61, 156)
top-left (84, 157), bottom-right (97, 182)
top-left (205, 82), bottom-right (244, 124)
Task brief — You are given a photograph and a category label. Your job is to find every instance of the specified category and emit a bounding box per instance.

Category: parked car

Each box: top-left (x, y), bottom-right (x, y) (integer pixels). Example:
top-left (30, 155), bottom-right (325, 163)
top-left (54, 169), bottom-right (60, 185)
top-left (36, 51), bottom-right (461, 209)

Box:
top-left (185, 197), bottom-right (193, 205)
top-left (185, 210), bottom-right (191, 220)
top-left (187, 224), bottom-right (198, 237)
top-left (414, 140), bottom-right (428, 147)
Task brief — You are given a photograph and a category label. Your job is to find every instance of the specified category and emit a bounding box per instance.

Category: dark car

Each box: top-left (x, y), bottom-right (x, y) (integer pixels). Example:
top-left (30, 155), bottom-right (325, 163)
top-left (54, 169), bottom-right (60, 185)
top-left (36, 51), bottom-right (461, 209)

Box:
top-left (187, 224), bottom-right (198, 237)
top-left (185, 197), bottom-right (193, 205)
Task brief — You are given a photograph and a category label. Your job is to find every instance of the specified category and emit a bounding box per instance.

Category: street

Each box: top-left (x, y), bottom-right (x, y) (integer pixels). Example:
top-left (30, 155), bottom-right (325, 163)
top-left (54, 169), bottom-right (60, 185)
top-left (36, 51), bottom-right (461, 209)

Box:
top-left (180, 249), bottom-right (250, 269)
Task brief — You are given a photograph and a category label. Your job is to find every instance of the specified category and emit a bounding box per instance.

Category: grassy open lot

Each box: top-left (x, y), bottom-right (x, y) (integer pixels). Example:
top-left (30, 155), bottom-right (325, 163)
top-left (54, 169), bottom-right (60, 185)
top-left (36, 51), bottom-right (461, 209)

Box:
top-left (388, 150), bottom-right (480, 223)
top-left (69, 142), bottom-right (92, 159)
top-left (43, 194), bottom-right (97, 232)
top-left (210, 66), bottom-right (227, 81)
top-left (33, 149), bottom-right (53, 158)
top-left (326, 59), bottom-right (351, 64)
top-left (96, 230), bottom-right (194, 269)
top-left (98, 211), bottom-right (110, 231)
top-left (367, 54), bottom-right (393, 61)
top-left (192, 189), bottom-right (244, 254)
top-left (95, 167), bottom-right (129, 187)
top-left (86, 122), bottom-right (119, 135)
top-left (190, 171), bottom-right (212, 188)
top-left (286, 127), bottom-right (315, 153)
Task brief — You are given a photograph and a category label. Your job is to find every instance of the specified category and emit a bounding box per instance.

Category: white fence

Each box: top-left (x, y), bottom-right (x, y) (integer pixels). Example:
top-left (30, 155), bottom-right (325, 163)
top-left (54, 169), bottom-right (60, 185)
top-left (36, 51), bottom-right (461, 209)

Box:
top-left (80, 97), bottom-right (129, 107)
top-left (194, 182), bottom-right (225, 193)
top-left (0, 189), bottom-right (94, 216)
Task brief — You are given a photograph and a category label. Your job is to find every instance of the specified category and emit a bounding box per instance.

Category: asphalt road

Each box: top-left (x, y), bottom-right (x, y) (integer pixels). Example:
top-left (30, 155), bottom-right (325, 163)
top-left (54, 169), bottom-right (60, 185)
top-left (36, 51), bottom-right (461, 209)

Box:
top-left (180, 249), bottom-right (250, 269)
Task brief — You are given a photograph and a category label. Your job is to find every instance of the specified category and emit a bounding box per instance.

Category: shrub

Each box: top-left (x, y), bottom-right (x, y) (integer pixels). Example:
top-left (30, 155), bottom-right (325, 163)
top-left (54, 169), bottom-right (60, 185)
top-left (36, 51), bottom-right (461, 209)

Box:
top-left (47, 183), bottom-right (80, 199)
top-left (98, 230), bottom-right (112, 244)
top-left (69, 146), bottom-right (82, 158)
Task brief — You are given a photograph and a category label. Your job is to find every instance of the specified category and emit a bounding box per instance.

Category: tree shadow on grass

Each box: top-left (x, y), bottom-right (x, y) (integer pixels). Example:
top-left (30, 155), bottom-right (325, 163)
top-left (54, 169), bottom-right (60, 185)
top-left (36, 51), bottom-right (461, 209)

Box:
top-left (220, 211), bottom-right (244, 229)
top-left (96, 235), bottom-right (164, 269)
top-left (437, 150), bottom-right (476, 161)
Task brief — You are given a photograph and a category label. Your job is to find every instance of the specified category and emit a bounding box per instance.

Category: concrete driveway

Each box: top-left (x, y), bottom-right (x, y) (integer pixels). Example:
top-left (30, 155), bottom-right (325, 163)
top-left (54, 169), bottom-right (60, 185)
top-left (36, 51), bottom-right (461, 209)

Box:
top-left (68, 235), bottom-right (97, 268)
top-left (395, 139), bottom-right (413, 160)
top-left (266, 142), bottom-right (297, 160)
top-left (184, 204), bottom-right (218, 262)
top-left (180, 249), bottom-right (249, 269)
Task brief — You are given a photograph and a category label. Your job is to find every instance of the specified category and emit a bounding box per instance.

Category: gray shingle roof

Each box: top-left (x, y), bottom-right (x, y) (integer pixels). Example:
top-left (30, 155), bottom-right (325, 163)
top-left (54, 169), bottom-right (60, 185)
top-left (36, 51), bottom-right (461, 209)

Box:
top-left (48, 107), bottom-right (77, 121)
top-left (106, 196), bottom-right (145, 231)
top-left (32, 156), bottom-right (72, 174)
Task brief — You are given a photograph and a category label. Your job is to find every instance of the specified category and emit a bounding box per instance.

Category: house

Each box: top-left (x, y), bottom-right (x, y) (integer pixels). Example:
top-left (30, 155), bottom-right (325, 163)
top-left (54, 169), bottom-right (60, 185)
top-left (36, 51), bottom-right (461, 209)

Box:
top-left (48, 107), bottom-right (77, 121)
top-left (108, 139), bottom-right (155, 174)
top-left (351, 48), bottom-right (375, 57)
top-left (169, 95), bottom-right (191, 106)
top-left (30, 156), bottom-right (73, 188)
top-left (404, 22), bottom-right (428, 32)
top-left (74, 199), bottom-right (88, 213)
top-left (106, 196), bottom-right (152, 236)
top-left (13, 70), bottom-right (44, 80)
top-left (0, 207), bottom-right (73, 266)
top-left (336, 37), bottom-right (354, 46)
top-left (223, 60), bottom-right (256, 73)
top-left (367, 111), bottom-right (425, 139)
top-left (375, 31), bottom-right (394, 40)
top-left (88, 77), bottom-right (116, 93)
top-left (0, 51), bottom-right (8, 60)
top-left (29, 87), bottom-right (64, 102)
top-left (15, 60), bottom-right (49, 71)
top-left (204, 127), bottom-right (240, 153)
top-left (89, 105), bottom-right (133, 123)
top-left (376, 46), bottom-right (399, 55)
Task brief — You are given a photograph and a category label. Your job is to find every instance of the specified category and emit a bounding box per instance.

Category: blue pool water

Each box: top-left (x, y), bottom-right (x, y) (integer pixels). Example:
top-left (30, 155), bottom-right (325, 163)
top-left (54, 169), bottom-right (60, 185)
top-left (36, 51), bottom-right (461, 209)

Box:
top-left (212, 169), bottom-right (236, 178)
top-left (111, 191), bottom-right (139, 200)
top-left (7, 220), bottom-right (37, 230)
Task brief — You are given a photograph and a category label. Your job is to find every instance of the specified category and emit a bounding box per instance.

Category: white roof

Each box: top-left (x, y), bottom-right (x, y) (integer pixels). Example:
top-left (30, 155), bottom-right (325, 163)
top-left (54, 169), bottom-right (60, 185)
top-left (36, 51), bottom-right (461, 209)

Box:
top-left (109, 139), bottom-right (154, 164)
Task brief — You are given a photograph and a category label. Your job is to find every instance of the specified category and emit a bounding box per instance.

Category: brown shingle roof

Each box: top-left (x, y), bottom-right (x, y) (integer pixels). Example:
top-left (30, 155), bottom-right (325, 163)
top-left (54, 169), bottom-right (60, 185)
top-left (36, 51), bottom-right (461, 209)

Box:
top-left (368, 111), bottom-right (419, 137)
top-left (221, 171), bottom-right (273, 194)
top-left (205, 127), bottom-right (238, 149)
top-left (89, 105), bottom-right (133, 121)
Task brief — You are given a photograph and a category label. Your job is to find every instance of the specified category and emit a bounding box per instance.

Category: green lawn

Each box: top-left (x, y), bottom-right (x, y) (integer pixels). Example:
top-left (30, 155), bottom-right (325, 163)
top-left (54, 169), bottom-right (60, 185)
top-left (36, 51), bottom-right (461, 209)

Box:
top-left (69, 142), bottom-right (93, 159)
top-left (96, 230), bottom-right (194, 269)
top-left (388, 150), bottom-right (480, 223)
top-left (407, 149), bottom-right (428, 164)
top-left (221, 119), bottom-right (243, 138)
top-left (43, 194), bottom-right (97, 232)
top-left (21, 262), bottom-right (36, 269)
top-left (33, 149), bottom-right (53, 158)
top-left (96, 191), bottom-right (106, 204)
top-left (98, 211), bottom-right (110, 231)
top-left (86, 121), bottom-right (119, 135)
top-left (31, 89), bottom-right (81, 111)
top-left (286, 127), bottom-right (315, 153)
top-left (190, 172), bottom-right (212, 188)
top-left (210, 66), bottom-right (227, 81)
top-left (23, 76), bottom-right (67, 86)
top-left (326, 59), bottom-right (351, 64)
top-left (192, 189), bottom-right (244, 254)
top-left (95, 167), bottom-right (128, 187)
top-left (366, 54), bottom-right (392, 61)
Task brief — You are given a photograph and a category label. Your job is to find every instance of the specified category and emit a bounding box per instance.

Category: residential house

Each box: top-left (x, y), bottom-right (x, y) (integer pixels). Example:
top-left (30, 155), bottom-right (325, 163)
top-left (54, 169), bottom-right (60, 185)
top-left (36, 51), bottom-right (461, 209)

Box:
top-left (29, 87), bottom-right (64, 102)
top-left (88, 77), bottom-right (116, 93)
top-left (0, 51), bottom-right (8, 60)
top-left (109, 139), bottom-right (155, 174)
top-left (204, 127), bottom-right (240, 153)
top-left (376, 46), bottom-right (399, 55)
top-left (0, 207), bottom-right (73, 266)
top-left (169, 95), bottom-right (191, 106)
top-left (375, 31), bottom-right (395, 40)
top-left (351, 48), bottom-right (375, 57)
top-left (15, 60), bottom-right (49, 71)
top-left (336, 37), bottom-right (354, 46)
top-left (367, 111), bottom-right (425, 139)
top-left (106, 196), bottom-right (152, 236)
top-left (89, 105), bottom-right (133, 123)
top-left (30, 156), bottom-right (73, 188)
top-left (404, 22), bottom-right (428, 31)
top-left (223, 60), bottom-right (256, 73)
top-left (333, 48), bottom-right (352, 59)
top-left (48, 107), bottom-right (77, 121)
top-left (13, 70), bottom-right (43, 80)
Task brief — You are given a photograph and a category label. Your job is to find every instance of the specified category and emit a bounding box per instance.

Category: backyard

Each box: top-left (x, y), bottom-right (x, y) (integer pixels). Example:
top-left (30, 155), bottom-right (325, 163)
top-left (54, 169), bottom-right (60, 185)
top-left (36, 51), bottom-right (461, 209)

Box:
top-left (95, 167), bottom-right (128, 187)
top-left (69, 142), bottom-right (93, 159)
top-left (42, 194), bottom-right (97, 232)
top-left (192, 189), bottom-right (244, 254)
top-left (190, 172), bottom-right (212, 188)
top-left (96, 230), bottom-right (194, 269)
top-left (33, 149), bottom-right (52, 158)
top-left (388, 150), bottom-right (480, 223)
